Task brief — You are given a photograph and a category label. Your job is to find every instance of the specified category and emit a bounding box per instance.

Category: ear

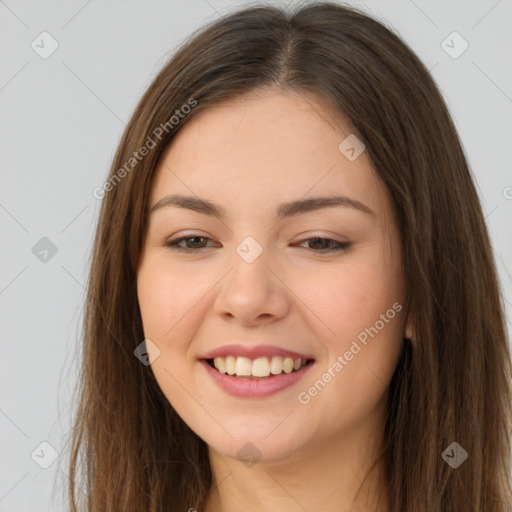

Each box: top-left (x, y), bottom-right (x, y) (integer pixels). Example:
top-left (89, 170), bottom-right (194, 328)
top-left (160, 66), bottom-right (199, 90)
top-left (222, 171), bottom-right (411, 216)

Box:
top-left (404, 319), bottom-right (414, 340)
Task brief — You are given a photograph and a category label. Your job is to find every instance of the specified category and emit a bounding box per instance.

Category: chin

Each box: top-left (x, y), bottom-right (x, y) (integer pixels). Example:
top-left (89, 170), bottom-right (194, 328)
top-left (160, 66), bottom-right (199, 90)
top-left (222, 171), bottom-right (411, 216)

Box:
top-left (200, 422), bottom-right (312, 466)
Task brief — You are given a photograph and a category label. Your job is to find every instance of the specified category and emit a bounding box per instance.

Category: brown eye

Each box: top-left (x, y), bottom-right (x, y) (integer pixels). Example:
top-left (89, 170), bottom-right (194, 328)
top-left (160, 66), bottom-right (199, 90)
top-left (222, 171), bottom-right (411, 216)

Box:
top-left (298, 238), bottom-right (351, 253)
top-left (165, 235), bottom-right (351, 254)
top-left (166, 235), bottom-right (214, 252)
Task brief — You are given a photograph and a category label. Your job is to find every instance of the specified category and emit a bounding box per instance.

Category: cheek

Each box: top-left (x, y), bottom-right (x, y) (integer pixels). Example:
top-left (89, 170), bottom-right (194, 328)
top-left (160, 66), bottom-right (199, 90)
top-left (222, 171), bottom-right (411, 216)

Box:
top-left (137, 258), bottom-right (208, 339)
top-left (137, 262), bottom-right (202, 412)
top-left (291, 252), bottom-right (405, 402)
top-left (293, 256), bottom-right (403, 338)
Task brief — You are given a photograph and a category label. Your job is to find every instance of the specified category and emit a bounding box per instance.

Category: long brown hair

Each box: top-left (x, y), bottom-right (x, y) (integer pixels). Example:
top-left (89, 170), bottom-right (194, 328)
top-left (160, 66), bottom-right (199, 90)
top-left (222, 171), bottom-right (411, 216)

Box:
top-left (64, 2), bottom-right (512, 510)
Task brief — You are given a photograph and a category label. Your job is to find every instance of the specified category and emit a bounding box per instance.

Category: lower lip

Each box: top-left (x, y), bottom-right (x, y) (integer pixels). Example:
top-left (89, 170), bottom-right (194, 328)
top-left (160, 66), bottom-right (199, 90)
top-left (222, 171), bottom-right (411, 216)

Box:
top-left (200, 359), bottom-right (315, 398)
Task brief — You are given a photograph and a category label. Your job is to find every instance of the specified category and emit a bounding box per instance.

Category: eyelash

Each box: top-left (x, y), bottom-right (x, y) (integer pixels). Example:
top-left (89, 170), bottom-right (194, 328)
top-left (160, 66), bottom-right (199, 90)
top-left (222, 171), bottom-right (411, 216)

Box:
top-left (165, 235), bottom-right (351, 254)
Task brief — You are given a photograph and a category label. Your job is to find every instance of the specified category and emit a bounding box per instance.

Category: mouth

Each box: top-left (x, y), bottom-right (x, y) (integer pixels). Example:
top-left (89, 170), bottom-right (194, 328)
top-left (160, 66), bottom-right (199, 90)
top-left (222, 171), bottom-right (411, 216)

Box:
top-left (203, 355), bottom-right (315, 380)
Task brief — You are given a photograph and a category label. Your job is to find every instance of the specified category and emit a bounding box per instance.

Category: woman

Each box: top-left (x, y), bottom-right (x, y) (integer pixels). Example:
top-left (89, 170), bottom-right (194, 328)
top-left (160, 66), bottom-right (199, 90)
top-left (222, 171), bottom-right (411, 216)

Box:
top-left (67, 2), bottom-right (512, 511)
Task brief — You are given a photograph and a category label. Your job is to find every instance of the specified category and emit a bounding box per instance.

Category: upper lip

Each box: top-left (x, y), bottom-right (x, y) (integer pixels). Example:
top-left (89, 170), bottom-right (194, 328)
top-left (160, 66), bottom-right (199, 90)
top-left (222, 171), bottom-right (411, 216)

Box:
top-left (200, 344), bottom-right (315, 361)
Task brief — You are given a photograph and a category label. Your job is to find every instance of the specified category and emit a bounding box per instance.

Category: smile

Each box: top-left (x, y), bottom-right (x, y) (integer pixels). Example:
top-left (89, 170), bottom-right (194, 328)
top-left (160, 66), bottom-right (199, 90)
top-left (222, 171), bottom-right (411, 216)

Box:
top-left (208, 355), bottom-right (311, 378)
top-left (201, 357), bottom-right (315, 398)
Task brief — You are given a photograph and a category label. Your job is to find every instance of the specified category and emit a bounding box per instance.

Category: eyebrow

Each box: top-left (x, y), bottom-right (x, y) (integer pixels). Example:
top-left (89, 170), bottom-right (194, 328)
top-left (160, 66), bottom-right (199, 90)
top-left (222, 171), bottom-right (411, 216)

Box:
top-left (149, 193), bottom-right (375, 219)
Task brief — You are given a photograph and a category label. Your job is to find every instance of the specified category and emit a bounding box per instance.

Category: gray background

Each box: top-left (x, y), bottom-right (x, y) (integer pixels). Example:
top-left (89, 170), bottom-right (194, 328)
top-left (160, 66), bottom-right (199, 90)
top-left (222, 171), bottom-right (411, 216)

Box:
top-left (1, 0), bottom-right (511, 510)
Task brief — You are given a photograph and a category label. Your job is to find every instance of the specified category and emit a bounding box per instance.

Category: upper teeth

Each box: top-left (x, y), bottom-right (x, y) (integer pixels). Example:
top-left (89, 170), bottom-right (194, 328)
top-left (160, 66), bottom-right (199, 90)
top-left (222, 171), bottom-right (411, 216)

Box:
top-left (213, 356), bottom-right (307, 377)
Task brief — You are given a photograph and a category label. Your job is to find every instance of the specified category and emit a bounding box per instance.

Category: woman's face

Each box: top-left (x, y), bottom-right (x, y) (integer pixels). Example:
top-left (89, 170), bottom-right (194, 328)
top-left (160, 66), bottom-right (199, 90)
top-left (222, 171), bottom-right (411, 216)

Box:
top-left (137, 88), bottom-right (408, 464)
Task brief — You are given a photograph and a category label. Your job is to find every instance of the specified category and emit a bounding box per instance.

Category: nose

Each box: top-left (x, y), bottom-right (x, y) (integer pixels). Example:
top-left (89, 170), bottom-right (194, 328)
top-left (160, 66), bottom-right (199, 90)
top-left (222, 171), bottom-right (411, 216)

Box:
top-left (213, 247), bottom-right (290, 326)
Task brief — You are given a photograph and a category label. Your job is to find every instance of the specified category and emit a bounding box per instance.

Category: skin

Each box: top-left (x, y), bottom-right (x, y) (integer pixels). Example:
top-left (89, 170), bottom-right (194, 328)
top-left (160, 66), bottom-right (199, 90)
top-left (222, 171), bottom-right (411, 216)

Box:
top-left (137, 87), bottom-right (412, 512)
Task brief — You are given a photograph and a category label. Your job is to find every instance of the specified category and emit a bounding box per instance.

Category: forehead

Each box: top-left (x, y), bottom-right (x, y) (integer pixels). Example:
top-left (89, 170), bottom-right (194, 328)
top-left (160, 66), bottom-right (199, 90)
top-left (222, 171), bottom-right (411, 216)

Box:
top-left (149, 89), bottom-right (388, 220)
